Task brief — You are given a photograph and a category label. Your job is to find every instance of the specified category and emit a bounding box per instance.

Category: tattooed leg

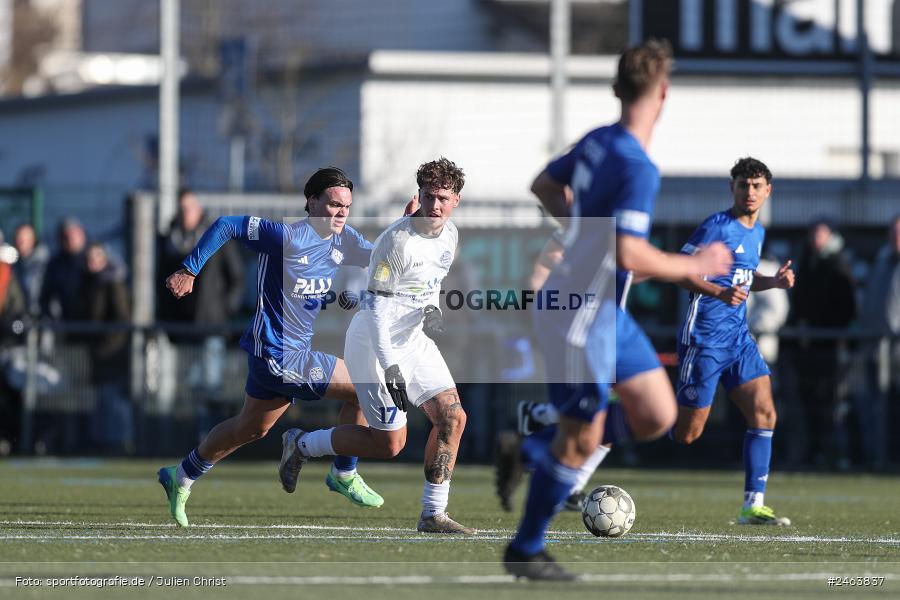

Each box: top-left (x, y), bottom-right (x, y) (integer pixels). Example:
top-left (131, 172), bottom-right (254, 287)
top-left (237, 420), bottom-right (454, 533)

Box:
top-left (422, 389), bottom-right (467, 483)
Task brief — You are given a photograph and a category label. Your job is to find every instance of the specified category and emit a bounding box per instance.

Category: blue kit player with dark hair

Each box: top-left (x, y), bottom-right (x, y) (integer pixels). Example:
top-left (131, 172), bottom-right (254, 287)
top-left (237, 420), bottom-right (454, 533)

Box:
top-left (672, 156), bottom-right (794, 526)
top-left (157, 167), bottom-right (385, 527)
top-left (502, 40), bottom-right (733, 581)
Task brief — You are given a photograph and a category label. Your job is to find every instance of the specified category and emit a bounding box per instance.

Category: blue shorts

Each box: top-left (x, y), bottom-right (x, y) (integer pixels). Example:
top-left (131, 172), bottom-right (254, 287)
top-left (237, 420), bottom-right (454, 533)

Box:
top-left (676, 334), bottom-right (770, 409)
top-left (244, 352), bottom-right (337, 402)
top-left (538, 307), bottom-right (661, 423)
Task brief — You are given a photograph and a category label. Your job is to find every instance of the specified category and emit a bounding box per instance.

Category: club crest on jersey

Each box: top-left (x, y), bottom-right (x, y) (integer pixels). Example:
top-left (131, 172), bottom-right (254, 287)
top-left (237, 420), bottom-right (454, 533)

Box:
top-left (331, 248), bottom-right (344, 265)
top-left (309, 367), bottom-right (325, 381)
top-left (373, 261), bottom-right (391, 282)
top-left (439, 251), bottom-right (452, 268)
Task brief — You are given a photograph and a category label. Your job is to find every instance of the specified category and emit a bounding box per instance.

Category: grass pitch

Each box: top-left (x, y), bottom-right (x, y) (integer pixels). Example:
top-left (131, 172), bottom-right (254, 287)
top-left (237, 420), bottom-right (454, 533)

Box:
top-left (0, 459), bottom-right (898, 599)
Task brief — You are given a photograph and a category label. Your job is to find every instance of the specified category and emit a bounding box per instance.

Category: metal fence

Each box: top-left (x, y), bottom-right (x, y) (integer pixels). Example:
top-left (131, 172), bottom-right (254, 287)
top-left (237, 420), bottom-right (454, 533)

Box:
top-left (2, 320), bottom-right (897, 470)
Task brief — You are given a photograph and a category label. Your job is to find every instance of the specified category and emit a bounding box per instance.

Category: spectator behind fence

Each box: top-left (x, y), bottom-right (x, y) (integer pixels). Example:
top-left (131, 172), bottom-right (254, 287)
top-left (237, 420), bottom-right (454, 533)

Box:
top-left (157, 189), bottom-right (244, 331)
top-left (12, 223), bottom-right (49, 316)
top-left (0, 232), bottom-right (26, 455)
top-left (746, 254), bottom-right (790, 365)
top-left (78, 242), bottom-right (133, 454)
top-left (860, 215), bottom-right (900, 337)
top-left (157, 189), bottom-right (243, 431)
top-left (857, 215), bottom-right (900, 465)
top-left (39, 218), bottom-right (87, 321)
top-left (788, 218), bottom-right (857, 468)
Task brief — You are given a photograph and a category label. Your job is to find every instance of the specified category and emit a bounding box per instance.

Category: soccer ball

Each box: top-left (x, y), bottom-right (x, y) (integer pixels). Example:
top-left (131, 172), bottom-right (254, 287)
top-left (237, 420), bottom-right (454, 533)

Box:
top-left (581, 485), bottom-right (635, 538)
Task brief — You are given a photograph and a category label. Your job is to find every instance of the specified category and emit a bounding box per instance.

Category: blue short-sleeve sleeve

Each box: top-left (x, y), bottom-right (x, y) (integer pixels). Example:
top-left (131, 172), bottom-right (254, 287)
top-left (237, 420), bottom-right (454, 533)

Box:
top-left (546, 143), bottom-right (581, 185)
top-left (340, 226), bottom-right (374, 268)
top-left (680, 216), bottom-right (720, 256)
top-left (613, 161), bottom-right (659, 239)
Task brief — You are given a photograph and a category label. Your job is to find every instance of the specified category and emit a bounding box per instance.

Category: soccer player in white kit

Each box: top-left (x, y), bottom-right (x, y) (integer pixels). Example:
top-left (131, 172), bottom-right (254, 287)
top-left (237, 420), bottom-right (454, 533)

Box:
top-left (280, 158), bottom-right (474, 534)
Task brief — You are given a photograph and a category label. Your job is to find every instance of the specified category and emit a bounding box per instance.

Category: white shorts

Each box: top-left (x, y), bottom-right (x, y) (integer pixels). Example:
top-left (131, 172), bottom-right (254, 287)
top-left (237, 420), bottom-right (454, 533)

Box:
top-left (344, 313), bottom-right (456, 431)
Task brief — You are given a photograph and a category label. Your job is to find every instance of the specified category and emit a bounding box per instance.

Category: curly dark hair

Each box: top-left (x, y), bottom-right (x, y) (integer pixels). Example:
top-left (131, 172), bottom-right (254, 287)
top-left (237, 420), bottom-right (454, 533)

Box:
top-left (303, 167), bottom-right (353, 213)
top-left (730, 157), bottom-right (772, 182)
top-left (416, 157), bottom-right (465, 195)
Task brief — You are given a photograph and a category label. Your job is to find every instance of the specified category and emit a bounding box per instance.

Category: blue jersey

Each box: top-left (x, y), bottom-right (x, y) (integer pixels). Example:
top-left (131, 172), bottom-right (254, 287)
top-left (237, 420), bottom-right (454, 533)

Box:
top-left (544, 123), bottom-right (659, 307)
top-left (183, 216), bottom-right (372, 367)
top-left (678, 210), bottom-right (765, 348)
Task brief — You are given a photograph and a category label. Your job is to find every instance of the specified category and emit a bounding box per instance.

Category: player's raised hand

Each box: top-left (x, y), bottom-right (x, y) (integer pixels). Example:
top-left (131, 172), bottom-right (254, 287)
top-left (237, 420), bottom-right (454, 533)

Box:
top-left (404, 194), bottom-right (420, 216)
top-left (716, 285), bottom-right (749, 306)
top-left (693, 242), bottom-right (733, 277)
top-left (775, 259), bottom-right (795, 289)
top-left (166, 268), bottom-right (196, 299)
top-left (384, 364), bottom-right (408, 411)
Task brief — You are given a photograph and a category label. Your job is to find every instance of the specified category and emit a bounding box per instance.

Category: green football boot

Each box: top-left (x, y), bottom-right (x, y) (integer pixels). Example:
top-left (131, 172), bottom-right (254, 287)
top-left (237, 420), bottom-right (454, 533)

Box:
top-left (738, 505), bottom-right (791, 526)
top-left (325, 470), bottom-right (384, 508)
top-left (157, 466), bottom-right (191, 527)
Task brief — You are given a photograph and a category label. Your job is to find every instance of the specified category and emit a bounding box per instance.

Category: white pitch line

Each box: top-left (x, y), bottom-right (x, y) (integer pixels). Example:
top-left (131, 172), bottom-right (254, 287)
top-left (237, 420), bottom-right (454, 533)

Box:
top-left (2, 521), bottom-right (900, 545)
top-left (2, 531), bottom-right (900, 546)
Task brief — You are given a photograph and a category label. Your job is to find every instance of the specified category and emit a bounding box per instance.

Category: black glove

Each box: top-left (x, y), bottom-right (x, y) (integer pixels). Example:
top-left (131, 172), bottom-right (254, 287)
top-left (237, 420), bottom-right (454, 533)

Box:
top-left (422, 305), bottom-right (444, 340)
top-left (384, 364), bottom-right (408, 411)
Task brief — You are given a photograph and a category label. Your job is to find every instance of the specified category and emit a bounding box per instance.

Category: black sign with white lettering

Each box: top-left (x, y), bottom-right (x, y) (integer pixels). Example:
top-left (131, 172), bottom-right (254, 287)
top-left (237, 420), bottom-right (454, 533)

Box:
top-left (639, 0), bottom-right (899, 61)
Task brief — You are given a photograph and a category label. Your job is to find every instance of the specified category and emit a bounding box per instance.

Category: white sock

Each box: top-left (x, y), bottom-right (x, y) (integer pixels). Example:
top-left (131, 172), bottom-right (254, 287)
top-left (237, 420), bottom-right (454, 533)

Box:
top-left (332, 465), bottom-right (356, 479)
top-left (297, 428), bottom-right (335, 458)
top-left (532, 403), bottom-right (559, 427)
top-left (421, 481), bottom-right (450, 518)
top-left (175, 464), bottom-right (195, 489)
top-left (570, 444), bottom-right (611, 495)
top-left (744, 491), bottom-right (764, 509)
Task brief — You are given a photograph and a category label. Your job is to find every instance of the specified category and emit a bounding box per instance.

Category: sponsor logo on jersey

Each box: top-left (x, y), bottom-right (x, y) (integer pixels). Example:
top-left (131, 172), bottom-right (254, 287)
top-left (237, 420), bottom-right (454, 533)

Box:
top-left (439, 251), bottom-right (453, 269)
top-left (309, 367), bottom-right (325, 381)
top-left (731, 268), bottom-right (754, 287)
top-left (373, 261), bottom-right (391, 282)
top-left (248, 216), bottom-right (261, 240)
top-left (292, 277), bottom-right (332, 297)
top-left (331, 248), bottom-right (344, 265)
top-left (735, 244), bottom-right (745, 254)
top-left (298, 255), bottom-right (309, 265)
top-left (412, 261), bottom-right (424, 268)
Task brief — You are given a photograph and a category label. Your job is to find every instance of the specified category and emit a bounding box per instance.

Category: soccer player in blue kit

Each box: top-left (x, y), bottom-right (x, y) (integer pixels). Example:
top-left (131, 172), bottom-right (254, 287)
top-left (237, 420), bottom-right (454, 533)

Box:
top-left (672, 157), bottom-right (794, 526)
top-left (503, 40), bottom-right (733, 580)
top-left (157, 167), bottom-right (385, 527)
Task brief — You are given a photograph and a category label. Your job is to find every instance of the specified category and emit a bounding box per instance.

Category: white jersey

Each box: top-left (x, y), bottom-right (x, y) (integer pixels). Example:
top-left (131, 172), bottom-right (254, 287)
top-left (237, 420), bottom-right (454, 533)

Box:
top-left (362, 216), bottom-right (458, 346)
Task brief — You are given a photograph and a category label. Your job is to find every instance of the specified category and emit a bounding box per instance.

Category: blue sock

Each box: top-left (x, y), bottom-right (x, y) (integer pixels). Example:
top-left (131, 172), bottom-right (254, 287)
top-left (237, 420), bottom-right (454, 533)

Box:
top-left (602, 402), bottom-right (632, 446)
top-left (510, 452), bottom-right (579, 556)
top-left (743, 428), bottom-right (773, 495)
top-left (180, 448), bottom-right (214, 481)
top-left (332, 455), bottom-right (358, 474)
top-left (521, 426), bottom-right (556, 470)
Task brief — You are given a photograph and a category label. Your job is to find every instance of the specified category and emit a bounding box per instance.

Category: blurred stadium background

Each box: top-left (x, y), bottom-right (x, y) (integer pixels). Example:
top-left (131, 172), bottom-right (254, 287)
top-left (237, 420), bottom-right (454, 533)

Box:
top-left (0, 0), bottom-right (899, 474)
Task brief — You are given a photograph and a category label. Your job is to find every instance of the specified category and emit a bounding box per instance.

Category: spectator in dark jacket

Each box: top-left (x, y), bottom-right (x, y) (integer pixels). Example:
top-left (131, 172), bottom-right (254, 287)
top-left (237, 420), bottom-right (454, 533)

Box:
top-left (39, 218), bottom-right (87, 321)
top-left (12, 223), bottom-right (49, 316)
top-left (857, 215), bottom-right (900, 465)
top-left (157, 190), bottom-right (243, 429)
top-left (788, 219), bottom-right (857, 468)
top-left (79, 242), bottom-right (133, 454)
top-left (157, 190), bottom-right (243, 331)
